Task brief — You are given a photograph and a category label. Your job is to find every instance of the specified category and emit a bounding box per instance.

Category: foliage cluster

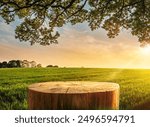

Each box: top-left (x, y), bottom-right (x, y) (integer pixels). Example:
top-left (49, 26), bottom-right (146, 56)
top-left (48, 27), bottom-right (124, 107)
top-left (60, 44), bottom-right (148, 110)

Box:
top-left (0, 0), bottom-right (149, 46)
top-left (0, 60), bottom-right (42, 68)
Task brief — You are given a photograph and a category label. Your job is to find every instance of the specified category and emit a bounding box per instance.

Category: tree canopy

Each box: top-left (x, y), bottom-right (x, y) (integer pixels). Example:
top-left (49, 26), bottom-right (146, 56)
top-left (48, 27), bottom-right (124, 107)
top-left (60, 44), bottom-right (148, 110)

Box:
top-left (0, 0), bottom-right (150, 46)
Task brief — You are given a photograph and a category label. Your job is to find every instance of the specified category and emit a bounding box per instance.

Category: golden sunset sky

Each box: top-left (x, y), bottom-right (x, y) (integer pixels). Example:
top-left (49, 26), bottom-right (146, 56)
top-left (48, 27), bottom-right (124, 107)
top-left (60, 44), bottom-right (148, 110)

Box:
top-left (0, 21), bottom-right (150, 68)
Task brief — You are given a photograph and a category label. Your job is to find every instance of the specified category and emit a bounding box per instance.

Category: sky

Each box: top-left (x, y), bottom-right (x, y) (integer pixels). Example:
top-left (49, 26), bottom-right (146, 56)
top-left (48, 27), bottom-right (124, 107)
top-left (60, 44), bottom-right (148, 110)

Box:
top-left (0, 20), bottom-right (150, 68)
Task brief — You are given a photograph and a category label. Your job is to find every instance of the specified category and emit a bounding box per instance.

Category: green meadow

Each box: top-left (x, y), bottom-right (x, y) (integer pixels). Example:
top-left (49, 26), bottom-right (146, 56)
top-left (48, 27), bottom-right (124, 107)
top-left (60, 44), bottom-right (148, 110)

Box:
top-left (0, 68), bottom-right (150, 110)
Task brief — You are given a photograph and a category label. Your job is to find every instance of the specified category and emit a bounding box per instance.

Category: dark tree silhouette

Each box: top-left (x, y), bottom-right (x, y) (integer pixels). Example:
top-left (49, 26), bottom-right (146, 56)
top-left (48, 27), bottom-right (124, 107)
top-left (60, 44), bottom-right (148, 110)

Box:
top-left (0, 62), bottom-right (2, 68)
top-left (0, 60), bottom-right (41, 68)
top-left (7, 60), bottom-right (21, 68)
top-left (1, 61), bottom-right (8, 68)
top-left (47, 65), bottom-right (53, 68)
top-left (8, 60), bottom-right (17, 68)
top-left (0, 0), bottom-right (149, 46)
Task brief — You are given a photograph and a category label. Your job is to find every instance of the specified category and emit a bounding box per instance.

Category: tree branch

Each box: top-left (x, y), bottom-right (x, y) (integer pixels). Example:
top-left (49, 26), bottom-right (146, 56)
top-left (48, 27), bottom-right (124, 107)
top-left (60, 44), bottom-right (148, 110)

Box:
top-left (53, 0), bottom-right (77, 23)
top-left (67, 0), bottom-right (88, 19)
top-left (123, 0), bottom-right (143, 8)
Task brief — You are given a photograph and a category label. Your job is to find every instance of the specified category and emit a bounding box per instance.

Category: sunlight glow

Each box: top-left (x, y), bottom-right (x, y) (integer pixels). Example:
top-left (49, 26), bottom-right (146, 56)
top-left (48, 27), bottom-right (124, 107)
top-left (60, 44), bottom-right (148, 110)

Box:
top-left (140, 45), bottom-right (150, 55)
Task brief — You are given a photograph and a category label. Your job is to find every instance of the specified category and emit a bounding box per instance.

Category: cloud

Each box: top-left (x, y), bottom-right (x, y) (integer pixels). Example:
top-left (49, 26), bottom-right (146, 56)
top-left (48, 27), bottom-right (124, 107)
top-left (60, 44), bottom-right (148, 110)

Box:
top-left (0, 22), bottom-right (15, 36)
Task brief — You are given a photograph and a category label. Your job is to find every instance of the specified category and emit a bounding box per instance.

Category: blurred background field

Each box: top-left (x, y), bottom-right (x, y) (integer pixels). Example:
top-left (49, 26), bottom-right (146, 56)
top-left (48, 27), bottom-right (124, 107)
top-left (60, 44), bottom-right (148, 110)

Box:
top-left (0, 68), bottom-right (150, 110)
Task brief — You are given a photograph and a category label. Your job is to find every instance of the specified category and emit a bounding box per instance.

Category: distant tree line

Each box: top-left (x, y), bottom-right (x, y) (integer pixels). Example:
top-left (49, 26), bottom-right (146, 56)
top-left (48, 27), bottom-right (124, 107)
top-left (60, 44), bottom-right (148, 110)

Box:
top-left (0, 60), bottom-right (42, 68)
top-left (46, 65), bottom-right (59, 68)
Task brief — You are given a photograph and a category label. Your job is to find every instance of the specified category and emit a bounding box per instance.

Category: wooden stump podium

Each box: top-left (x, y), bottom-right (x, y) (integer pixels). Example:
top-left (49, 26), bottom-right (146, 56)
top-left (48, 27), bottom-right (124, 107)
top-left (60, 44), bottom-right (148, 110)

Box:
top-left (28, 81), bottom-right (119, 110)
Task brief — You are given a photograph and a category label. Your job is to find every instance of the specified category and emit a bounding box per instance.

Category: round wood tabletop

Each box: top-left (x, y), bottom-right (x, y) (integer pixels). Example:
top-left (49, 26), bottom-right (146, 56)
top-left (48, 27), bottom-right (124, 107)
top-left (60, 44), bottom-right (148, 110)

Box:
top-left (28, 81), bottom-right (119, 94)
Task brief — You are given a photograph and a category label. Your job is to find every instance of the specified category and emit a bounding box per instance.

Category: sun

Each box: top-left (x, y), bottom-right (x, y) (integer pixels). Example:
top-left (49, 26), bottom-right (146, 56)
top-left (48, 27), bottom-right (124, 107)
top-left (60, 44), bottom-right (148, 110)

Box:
top-left (140, 45), bottom-right (150, 55)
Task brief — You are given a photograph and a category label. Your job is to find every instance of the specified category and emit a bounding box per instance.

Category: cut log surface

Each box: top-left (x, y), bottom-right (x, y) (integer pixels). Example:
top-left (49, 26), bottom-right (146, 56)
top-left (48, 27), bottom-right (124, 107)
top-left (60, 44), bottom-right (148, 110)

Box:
top-left (28, 81), bottom-right (119, 110)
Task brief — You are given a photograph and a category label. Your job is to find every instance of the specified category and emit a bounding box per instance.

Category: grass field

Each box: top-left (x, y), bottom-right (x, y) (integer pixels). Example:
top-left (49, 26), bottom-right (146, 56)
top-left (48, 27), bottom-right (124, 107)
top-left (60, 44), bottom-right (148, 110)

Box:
top-left (0, 68), bottom-right (150, 110)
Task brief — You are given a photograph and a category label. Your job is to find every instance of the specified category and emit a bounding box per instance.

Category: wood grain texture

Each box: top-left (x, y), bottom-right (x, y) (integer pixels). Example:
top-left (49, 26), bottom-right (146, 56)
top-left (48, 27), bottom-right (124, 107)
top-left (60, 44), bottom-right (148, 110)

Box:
top-left (28, 81), bottom-right (119, 110)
